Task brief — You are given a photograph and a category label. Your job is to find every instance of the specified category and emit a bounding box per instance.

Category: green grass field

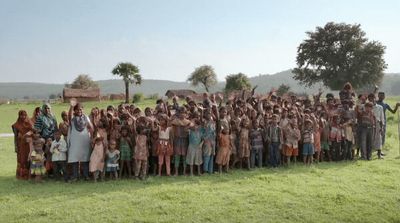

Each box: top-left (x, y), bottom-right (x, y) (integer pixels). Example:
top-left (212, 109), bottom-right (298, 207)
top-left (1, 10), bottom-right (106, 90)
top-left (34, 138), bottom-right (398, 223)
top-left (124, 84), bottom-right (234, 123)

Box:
top-left (1, 99), bottom-right (400, 222)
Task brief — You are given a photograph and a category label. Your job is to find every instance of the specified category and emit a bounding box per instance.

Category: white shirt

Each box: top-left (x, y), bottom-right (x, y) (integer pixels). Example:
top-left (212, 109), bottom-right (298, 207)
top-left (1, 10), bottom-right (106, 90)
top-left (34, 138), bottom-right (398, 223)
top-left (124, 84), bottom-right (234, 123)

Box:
top-left (373, 104), bottom-right (385, 125)
top-left (50, 139), bottom-right (68, 161)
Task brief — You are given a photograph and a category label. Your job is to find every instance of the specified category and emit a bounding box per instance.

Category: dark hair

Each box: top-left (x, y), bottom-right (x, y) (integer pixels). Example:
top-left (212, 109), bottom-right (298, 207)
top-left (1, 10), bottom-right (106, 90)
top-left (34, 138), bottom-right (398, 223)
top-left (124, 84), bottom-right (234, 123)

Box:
top-left (73, 103), bottom-right (83, 111)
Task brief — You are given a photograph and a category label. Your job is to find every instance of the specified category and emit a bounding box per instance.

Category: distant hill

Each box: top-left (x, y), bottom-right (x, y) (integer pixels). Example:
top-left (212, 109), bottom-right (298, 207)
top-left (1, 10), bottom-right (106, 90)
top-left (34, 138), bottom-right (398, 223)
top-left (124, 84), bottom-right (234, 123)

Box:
top-left (1, 70), bottom-right (399, 100)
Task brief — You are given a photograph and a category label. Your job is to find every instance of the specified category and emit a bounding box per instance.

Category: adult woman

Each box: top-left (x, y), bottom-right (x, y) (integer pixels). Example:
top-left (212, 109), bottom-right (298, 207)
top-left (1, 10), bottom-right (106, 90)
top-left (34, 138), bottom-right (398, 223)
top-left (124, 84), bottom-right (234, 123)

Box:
top-left (34, 103), bottom-right (58, 140)
top-left (67, 99), bottom-right (93, 181)
top-left (12, 110), bottom-right (33, 180)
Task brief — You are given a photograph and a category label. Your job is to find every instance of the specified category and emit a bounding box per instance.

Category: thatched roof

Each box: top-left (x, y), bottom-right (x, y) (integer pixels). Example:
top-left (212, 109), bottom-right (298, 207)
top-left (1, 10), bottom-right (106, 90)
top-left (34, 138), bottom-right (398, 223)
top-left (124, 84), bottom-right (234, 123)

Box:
top-left (165, 89), bottom-right (196, 98)
top-left (63, 88), bottom-right (100, 98)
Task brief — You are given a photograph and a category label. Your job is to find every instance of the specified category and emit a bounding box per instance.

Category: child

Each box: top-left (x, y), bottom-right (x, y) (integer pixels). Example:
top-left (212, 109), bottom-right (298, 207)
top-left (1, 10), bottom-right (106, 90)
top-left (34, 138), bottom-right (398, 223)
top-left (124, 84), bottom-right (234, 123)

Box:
top-left (134, 127), bottom-right (149, 180)
top-left (154, 114), bottom-right (173, 176)
top-left (106, 139), bottom-right (120, 180)
top-left (202, 110), bottom-right (216, 174)
top-left (216, 128), bottom-right (231, 173)
top-left (58, 111), bottom-right (69, 140)
top-left (282, 118), bottom-right (301, 165)
top-left (49, 131), bottom-right (68, 182)
top-left (329, 115), bottom-right (343, 161)
top-left (170, 108), bottom-right (191, 176)
top-left (313, 122), bottom-right (322, 163)
top-left (186, 119), bottom-right (204, 176)
top-left (266, 114), bottom-right (282, 168)
top-left (30, 131), bottom-right (46, 182)
top-left (90, 133), bottom-right (105, 182)
top-left (118, 126), bottom-right (133, 178)
top-left (320, 113), bottom-right (331, 161)
top-left (238, 118), bottom-right (251, 169)
top-left (302, 119), bottom-right (315, 165)
top-left (250, 120), bottom-right (264, 168)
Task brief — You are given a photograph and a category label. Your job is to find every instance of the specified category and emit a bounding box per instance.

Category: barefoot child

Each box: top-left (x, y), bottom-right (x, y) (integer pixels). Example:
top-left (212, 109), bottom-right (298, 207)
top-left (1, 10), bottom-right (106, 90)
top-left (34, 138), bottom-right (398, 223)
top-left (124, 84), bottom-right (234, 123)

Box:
top-left (250, 120), bottom-right (264, 168)
top-left (49, 131), bottom-right (68, 182)
top-left (106, 139), bottom-right (120, 180)
top-left (202, 110), bottom-right (216, 174)
top-left (238, 118), bottom-right (251, 169)
top-left (154, 114), bottom-right (173, 176)
top-left (302, 119), bottom-right (315, 165)
top-left (118, 126), bottom-right (133, 178)
top-left (134, 127), bottom-right (149, 180)
top-left (186, 119), bottom-right (204, 176)
top-left (216, 128), bottom-right (231, 173)
top-left (90, 133), bottom-right (106, 182)
top-left (30, 131), bottom-right (46, 182)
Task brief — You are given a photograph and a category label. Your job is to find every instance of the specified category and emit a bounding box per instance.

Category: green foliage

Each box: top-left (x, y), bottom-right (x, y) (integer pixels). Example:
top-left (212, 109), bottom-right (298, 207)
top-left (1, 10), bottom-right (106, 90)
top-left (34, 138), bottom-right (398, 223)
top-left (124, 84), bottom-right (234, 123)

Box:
top-left (148, 93), bottom-right (159, 100)
top-left (187, 65), bottom-right (217, 92)
top-left (276, 84), bottom-right (291, 96)
top-left (67, 74), bottom-right (99, 89)
top-left (294, 22), bottom-right (387, 90)
top-left (112, 62), bottom-right (142, 103)
top-left (225, 73), bottom-right (252, 93)
top-left (133, 93), bottom-right (144, 103)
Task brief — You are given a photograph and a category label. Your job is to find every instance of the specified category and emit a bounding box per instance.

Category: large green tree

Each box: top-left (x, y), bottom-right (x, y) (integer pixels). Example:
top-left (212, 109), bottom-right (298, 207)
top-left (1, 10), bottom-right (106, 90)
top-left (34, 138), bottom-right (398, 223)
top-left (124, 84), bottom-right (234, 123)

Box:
top-left (66, 74), bottom-right (98, 89)
top-left (225, 73), bottom-right (252, 92)
top-left (293, 22), bottom-right (387, 90)
top-left (112, 62), bottom-right (142, 103)
top-left (187, 65), bottom-right (217, 92)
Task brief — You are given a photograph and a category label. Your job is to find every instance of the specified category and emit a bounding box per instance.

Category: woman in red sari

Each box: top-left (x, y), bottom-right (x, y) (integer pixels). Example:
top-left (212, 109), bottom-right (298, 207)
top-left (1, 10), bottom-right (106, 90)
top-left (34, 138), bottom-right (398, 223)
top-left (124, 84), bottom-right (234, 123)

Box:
top-left (12, 110), bottom-right (33, 180)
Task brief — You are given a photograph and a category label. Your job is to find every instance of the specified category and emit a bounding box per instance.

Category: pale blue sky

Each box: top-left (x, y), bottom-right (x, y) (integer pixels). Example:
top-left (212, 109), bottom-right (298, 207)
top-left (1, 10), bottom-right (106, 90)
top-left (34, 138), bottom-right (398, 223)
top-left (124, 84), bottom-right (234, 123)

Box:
top-left (0, 0), bottom-right (399, 83)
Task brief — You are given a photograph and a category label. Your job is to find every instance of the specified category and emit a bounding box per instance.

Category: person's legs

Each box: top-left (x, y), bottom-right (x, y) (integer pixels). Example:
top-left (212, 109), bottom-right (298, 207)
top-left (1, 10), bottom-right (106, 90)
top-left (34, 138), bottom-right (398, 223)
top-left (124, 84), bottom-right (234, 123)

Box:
top-left (158, 155), bottom-right (164, 176)
top-left (203, 155), bottom-right (210, 173)
top-left (366, 128), bottom-right (373, 160)
top-left (70, 162), bottom-right (78, 181)
top-left (134, 160), bottom-right (141, 177)
top-left (258, 149), bottom-right (263, 168)
top-left (250, 150), bottom-right (256, 168)
top-left (165, 156), bottom-right (171, 176)
top-left (82, 162), bottom-right (89, 179)
top-left (141, 160), bottom-right (148, 178)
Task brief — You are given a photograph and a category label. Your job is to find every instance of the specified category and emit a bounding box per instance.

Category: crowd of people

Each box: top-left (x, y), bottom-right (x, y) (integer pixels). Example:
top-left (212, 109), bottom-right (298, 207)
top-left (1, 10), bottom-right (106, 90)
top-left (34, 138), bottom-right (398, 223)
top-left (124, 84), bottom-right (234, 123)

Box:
top-left (11, 83), bottom-right (399, 183)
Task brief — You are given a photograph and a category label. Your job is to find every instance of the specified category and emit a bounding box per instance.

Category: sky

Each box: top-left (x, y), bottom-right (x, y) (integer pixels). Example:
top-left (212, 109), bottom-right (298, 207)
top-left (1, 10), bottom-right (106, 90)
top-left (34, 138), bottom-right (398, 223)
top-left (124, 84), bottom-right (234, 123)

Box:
top-left (0, 0), bottom-right (399, 83)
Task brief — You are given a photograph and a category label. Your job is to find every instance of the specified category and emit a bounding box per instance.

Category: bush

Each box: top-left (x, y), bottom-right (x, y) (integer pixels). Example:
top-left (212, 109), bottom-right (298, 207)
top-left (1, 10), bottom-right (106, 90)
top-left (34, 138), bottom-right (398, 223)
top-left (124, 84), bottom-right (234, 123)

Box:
top-left (148, 93), bottom-right (159, 100)
top-left (132, 93), bottom-right (144, 103)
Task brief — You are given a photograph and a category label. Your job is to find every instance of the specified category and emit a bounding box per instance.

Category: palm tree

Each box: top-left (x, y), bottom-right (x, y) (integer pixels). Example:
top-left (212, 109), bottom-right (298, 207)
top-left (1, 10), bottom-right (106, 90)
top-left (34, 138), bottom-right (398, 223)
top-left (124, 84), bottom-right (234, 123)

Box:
top-left (112, 62), bottom-right (142, 103)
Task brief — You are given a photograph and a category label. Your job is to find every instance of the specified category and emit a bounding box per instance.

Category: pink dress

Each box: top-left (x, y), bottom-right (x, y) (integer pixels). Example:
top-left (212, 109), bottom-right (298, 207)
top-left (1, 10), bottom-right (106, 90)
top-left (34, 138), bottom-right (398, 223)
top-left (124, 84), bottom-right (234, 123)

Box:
top-left (90, 143), bottom-right (105, 172)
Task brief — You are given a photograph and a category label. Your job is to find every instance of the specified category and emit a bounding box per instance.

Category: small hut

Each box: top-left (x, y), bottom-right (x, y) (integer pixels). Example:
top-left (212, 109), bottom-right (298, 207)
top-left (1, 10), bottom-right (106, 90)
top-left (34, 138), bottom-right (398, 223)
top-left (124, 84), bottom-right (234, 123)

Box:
top-left (63, 88), bottom-right (100, 103)
top-left (165, 89), bottom-right (196, 99)
top-left (109, 93), bottom-right (125, 101)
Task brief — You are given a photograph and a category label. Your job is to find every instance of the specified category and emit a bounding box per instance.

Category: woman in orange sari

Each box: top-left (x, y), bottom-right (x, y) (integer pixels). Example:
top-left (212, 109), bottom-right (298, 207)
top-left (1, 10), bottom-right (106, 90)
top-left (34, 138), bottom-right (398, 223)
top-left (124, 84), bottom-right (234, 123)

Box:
top-left (12, 110), bottom-right (33, 180)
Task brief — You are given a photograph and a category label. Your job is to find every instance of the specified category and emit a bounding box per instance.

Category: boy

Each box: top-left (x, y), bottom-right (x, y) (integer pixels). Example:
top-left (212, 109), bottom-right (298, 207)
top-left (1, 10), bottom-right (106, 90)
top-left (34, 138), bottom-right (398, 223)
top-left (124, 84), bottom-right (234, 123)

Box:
top-left (50, 131), bottom-right (68, 182)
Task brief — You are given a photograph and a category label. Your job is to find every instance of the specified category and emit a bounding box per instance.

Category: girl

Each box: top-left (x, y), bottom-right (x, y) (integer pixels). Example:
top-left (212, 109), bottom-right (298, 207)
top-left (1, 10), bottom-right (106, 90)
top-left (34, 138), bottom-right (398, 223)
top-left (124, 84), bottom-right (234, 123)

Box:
top-left (216, 128), bottom-right (231, 173)
top-left (106, 139), bottom-right (120, 180)
top-left (186, 119), bottom-right (204, 176)
top-left (30, 131), bottom-right (46, 182)
top-left (238, 118), bottom-right (251, 169)
top-left (90, 133), bottom-right (105, 182)
top-left (134, 127), bottom-right (149, 180)
top-left (329, 115), bottom-right (343, 161)
top-left (119, 126), bottom-right (133, 178)
top-left (202, 111), bottom-right (216, 174)
top-left (154, 114), bottom-right (173, 176)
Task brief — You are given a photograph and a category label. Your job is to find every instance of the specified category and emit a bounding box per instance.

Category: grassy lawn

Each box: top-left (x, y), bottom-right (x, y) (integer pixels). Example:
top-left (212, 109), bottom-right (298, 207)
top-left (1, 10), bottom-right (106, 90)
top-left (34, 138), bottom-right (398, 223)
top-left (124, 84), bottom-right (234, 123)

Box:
top-left (0, 99), bottom-right (400, 222)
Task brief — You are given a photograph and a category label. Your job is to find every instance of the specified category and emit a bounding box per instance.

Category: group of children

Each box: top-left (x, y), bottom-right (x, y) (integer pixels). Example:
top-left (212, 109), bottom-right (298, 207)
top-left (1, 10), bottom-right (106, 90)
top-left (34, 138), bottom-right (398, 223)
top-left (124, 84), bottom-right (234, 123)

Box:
top-left (20, 82), bottom-right (399, 182)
